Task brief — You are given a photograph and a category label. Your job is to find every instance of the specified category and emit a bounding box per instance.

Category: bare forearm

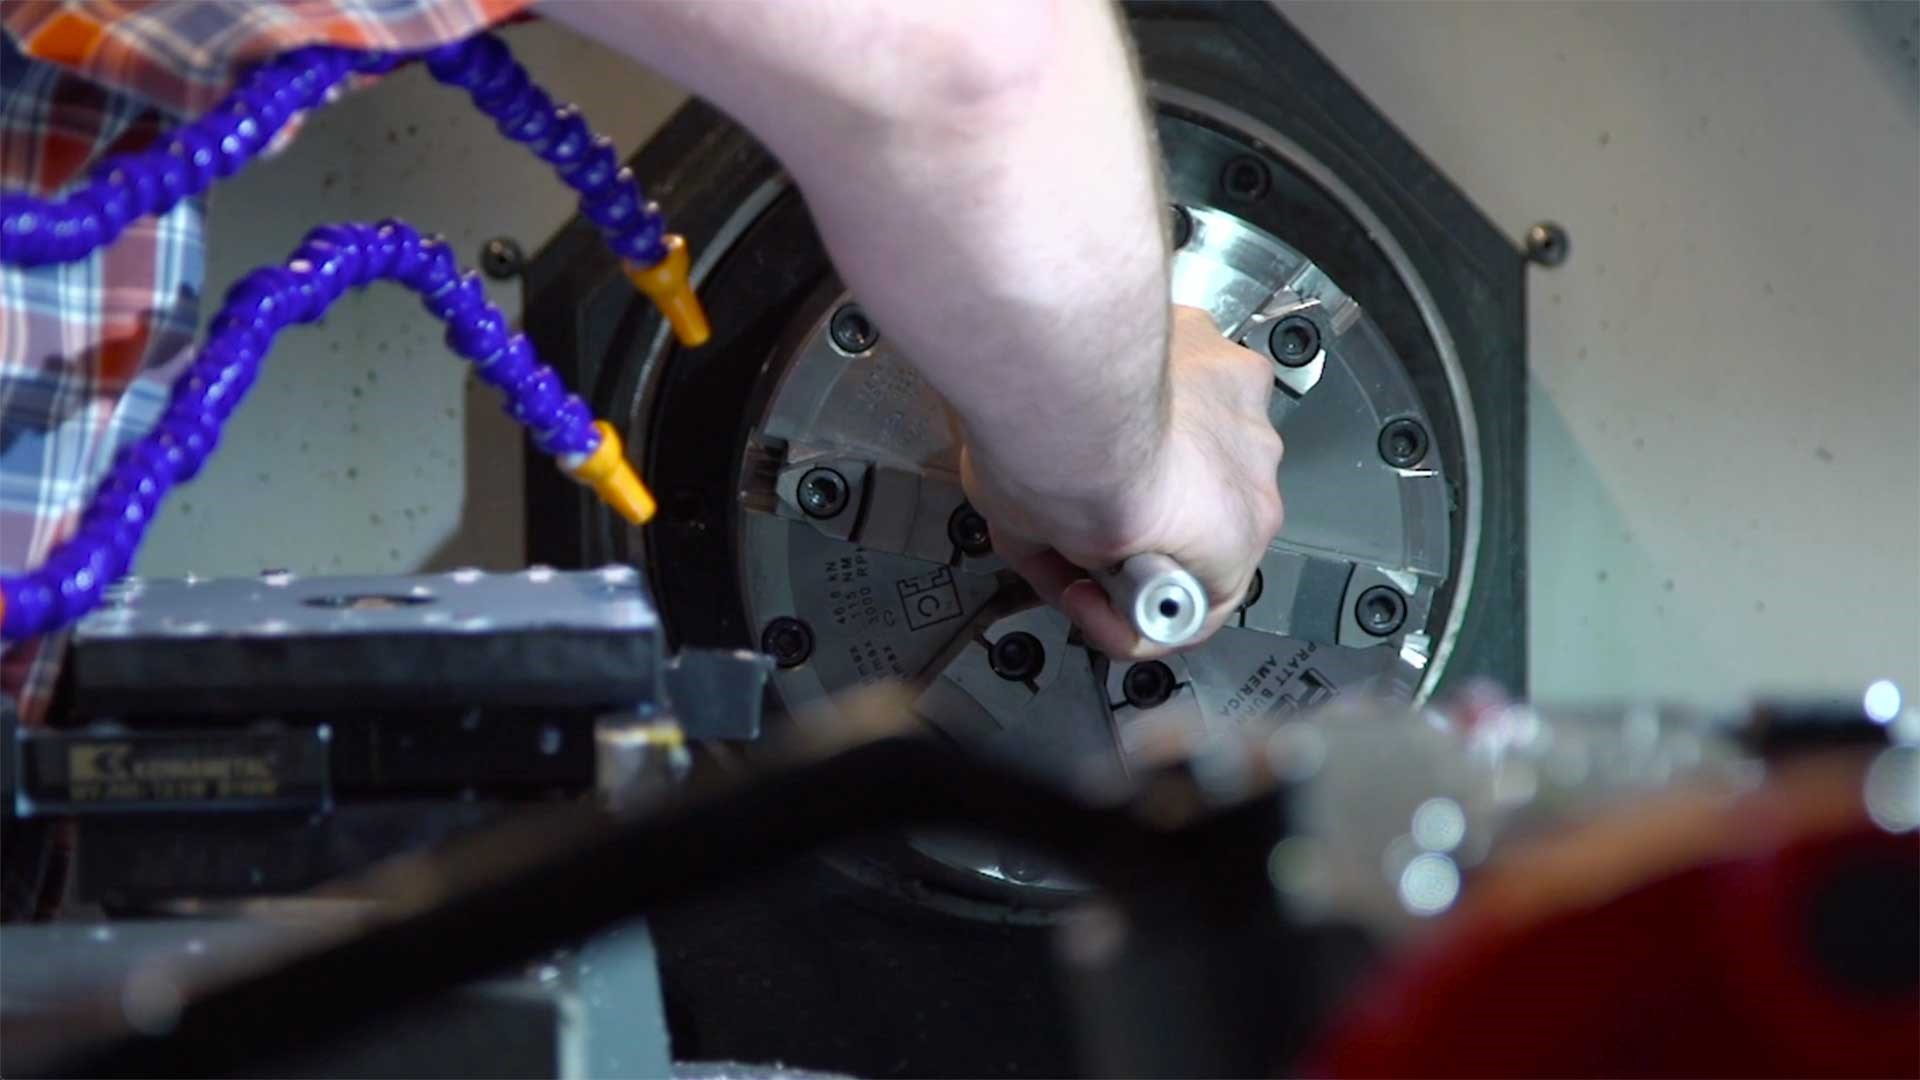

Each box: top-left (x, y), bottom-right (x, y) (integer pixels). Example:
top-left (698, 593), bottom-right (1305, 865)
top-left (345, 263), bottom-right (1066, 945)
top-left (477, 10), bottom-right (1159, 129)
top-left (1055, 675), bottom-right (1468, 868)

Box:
top-left (540, 0), bottom-right (1169, 518)
top-left (770, 2), bottom-right (1170, 511)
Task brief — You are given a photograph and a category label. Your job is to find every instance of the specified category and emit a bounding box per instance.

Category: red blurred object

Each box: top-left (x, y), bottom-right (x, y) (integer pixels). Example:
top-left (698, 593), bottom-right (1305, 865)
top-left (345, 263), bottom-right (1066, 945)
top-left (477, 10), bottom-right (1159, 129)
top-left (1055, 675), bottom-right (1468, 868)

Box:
top-left (1314, 755), bottom-right (1919, 1078)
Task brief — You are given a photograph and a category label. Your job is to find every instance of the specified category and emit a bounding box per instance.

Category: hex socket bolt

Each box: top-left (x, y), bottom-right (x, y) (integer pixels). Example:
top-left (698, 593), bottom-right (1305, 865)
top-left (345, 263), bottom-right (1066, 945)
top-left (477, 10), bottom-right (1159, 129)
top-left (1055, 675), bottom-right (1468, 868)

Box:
top-left (1097, 553), bottom-right (1208, 648)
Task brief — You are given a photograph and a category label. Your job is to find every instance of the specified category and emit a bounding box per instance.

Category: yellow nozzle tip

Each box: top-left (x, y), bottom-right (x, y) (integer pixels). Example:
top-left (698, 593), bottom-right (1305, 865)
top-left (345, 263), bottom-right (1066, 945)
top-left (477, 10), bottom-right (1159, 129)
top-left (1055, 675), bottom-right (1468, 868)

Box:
top-left (593, 460), bottom-right (657, 526)
top-left (570, 421), bottom-right (657, 526)
top-left (625, 236), bottom-right (710, 348)
top-left (660, 291), bottom-right (712, 349)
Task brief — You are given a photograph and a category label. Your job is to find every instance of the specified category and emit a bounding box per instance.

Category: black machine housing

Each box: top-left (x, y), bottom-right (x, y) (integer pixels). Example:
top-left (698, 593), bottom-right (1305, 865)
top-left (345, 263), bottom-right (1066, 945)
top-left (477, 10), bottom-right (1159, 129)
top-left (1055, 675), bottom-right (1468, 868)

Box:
top-left (7, 569), bottom-right (762, 910)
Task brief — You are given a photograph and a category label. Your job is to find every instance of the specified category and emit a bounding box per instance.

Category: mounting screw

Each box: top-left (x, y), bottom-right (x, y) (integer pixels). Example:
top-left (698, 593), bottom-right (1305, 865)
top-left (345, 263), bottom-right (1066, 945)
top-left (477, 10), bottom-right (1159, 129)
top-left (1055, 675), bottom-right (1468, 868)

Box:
top-left (1525, 222), bottom-right (1569, 267)
top-left (829, 303), bottom-right (879, 354)
top-left (1269, 315), bottom-right (1321, 368)
top-left (1221, 156), bottom-right (1271, 202)
top-left (479, 236), bottom-right (525, 280)
top-left (1168, 204), bottom-right (1193, 251)
top-left (1122, 661), bottom-right (1176, 709)
top-left (1355, 586), bottom-right (1407, 637)
top-left (761, 617), bottom-right (814, 668)
top-left (990, 631), bottom-right (1046, 682)
top-left (796, 467), bottom-right (850, 519)
top-left (1378, 417), bottom-right (1430, 468)
top-left (1238, 569), bottom-right (1265, 613)
top-left (949, 503), bottom-right (993, 556)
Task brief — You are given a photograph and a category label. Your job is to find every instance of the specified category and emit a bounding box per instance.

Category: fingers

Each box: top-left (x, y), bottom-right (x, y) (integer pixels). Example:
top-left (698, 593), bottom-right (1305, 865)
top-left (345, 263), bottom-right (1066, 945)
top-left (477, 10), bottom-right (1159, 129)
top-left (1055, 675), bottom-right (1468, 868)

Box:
top-left (972, 303), bottom-right (1286, 664)
top-left (1001, 544), bottom-right (1081, 607)
top-left (1059, 568), bottom-right (1253, 661)
top-left (1174, 304), bottom-right (1256, 387)
top-left (1004, 540), bottom-right (1156, 659)
top-left (1006, 546), bottom-right (1157, 658)
top-left (1058, 578), bottom-right (1153, 658)
top-left (1007, 539), bottom-right (1260, 661)
top-left (1173, 304), bottom-right (1276, 415)
top-left (1198, 572), bottom-right (1253, 639)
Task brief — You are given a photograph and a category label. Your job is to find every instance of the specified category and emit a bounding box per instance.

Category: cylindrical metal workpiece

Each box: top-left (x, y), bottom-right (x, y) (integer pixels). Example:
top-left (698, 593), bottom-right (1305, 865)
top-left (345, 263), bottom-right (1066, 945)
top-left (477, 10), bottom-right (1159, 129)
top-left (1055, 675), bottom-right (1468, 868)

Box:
top-left (1098, 553), bottom-right (1208, 647)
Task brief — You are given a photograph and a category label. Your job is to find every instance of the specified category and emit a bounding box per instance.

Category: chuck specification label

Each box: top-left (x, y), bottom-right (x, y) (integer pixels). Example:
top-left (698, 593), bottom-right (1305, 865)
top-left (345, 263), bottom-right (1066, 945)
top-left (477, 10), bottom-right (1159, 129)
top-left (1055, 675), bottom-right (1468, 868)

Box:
top-left (1214, 643), bottom-right (1338, 724)
top-left (14, 727), bottom-right (330, 815)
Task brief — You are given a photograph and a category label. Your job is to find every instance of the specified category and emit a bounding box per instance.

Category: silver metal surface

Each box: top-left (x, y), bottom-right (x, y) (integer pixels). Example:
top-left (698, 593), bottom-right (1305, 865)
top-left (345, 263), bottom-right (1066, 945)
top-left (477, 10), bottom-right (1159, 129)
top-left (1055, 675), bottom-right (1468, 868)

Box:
top-left (75, 565), bottom-right (657, 640)
top-left (751, 448), bottom-right (971, 568)
top-left (733, 190), bottom-right (1464, 899)
top-left (1098, 554), bottom-right (1206, 647)
top-left (1152, 86), bottom-right (1483, 701)
top-left (741, 207), bottom-right (1452, 646)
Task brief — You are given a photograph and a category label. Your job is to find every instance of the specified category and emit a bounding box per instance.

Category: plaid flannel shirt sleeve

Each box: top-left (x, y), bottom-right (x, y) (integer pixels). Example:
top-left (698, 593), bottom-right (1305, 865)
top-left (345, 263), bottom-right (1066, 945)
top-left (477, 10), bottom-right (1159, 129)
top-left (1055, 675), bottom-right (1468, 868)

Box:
top-left (1, 0), bottom-right (531, 723)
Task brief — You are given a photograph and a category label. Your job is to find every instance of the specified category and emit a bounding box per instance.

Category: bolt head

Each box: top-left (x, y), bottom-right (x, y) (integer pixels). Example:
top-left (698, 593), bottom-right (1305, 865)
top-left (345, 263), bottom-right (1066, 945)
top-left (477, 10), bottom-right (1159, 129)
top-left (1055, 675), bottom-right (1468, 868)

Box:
top-left (1356, 586), bottom-right (1407, 637)
top-left (1122, 661), bottom-right (1176, 709)
top-left (1221, 156), bottom-right (1272, 202)
top-left (1526, 222), bottom-right (1569, 267)
top-left (479, 236), bottom-right (524, 280)
top-left (829, 304), bottom-right (879, 354)
top-left (797, 467), bottom-right (849, 518)
top-left (761, 617), bottom-right (814, 668)
top-left (1270, 316), bottom-right (1321, 368)
top-left (1378, 418), bottom-right (1430, 468)
top-left (989, 631), bottom-right (1045, 682)
top-left (949, 504), bottom-right (993, 556)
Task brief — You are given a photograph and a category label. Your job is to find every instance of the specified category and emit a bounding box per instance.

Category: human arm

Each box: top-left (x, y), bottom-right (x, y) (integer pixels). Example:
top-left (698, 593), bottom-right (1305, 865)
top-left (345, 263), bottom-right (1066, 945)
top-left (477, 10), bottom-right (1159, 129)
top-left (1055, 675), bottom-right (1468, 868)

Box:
top-left (538, 0), bottom-right (1283, 654)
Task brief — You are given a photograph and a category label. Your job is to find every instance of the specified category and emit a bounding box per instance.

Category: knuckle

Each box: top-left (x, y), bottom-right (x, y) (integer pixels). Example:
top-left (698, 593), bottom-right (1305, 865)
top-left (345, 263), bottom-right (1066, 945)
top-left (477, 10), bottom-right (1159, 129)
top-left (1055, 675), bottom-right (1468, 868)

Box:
top-left (1256, 424), bottom-right (1284, 461)
top-left (1254, 490), bottom-right (1284, 540)
top-left (1244, 381), bottom-right (1276, 416)
top-left (1241, 422), bottom-right (1285, 473)
top-left (1239, 351), bottom-right (1275, 390)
